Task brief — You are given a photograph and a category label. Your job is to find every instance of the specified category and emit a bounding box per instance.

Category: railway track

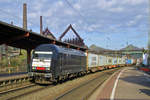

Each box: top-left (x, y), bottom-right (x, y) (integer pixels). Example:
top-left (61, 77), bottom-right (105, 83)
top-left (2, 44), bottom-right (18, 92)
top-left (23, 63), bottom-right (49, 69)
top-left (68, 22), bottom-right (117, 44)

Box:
top-left (0, 83), bottom-right (51, 100)
top-left (55, 68), bottom-right (119, 100)
top-left (0, 83), bottom-right (35, 95)
top-left (0, 76), bottom-right (31, 94)
top-left (0, 75), bottom-right (29, 88)
top-left (0, 67), bottom-right (122, 100)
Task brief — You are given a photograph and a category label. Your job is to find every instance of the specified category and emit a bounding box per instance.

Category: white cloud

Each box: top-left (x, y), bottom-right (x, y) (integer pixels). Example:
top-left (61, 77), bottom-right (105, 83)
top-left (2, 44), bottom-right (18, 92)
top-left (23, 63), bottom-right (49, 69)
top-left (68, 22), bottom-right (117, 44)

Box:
top-left (136, 15), bottom-right (143, 20)
top-left (64, 9), bottom-right (74, 15)
top-left (77, 20), bottom-right (83, 24)
top-left (145, 7), bottom-right (149, 13)
top-left (109, 7), bottom-right (124, 12)
top-left (97, 0), bottom-right (117, 9)
top-left (73, 3), bottom-right (81, 10)
top-left (32, 2), bottom-right (44, 11)
top-left (28, 12), bottom-right (37, 18)
top-left (127, 14), bottom-right (143, 26)
top-left (96, 0), bottom-right (125, 13)
top-left (97, 0), bottom-right (147, 12)
top-left (0, 0), bottom-right (12, 3)
top-left (54, 1), bottom-right (64, 7)
top-left (43, 9), bottom-right (53, 17)
top-left (87, 24), bottom-right (101, 32)
top-left (127, 20), bottom-right (136, 26)
top-left (122, 0), bottom-right (147, 5)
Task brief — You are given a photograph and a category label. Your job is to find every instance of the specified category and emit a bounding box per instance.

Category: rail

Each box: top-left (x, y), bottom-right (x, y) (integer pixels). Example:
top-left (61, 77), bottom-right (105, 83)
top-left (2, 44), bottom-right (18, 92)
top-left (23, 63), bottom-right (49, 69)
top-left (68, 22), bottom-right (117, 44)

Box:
top-left (0, 75), bottom-right (30, 87)
top-left (55, 68), bottom-right (121, 100)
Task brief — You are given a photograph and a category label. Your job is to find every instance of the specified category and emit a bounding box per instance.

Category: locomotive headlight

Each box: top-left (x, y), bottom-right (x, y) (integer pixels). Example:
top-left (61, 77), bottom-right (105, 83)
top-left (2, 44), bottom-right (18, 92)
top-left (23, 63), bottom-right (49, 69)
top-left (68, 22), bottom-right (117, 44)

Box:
top-left (32, 66), bottom-right (36, 69)
top-left (46, 67), bottom-right (50, 70)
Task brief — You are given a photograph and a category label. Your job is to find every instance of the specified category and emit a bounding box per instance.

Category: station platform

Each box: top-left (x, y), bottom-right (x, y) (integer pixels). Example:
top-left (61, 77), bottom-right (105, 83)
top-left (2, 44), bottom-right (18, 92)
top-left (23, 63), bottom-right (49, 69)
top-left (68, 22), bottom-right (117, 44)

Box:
top-left (0, 72), bottom-right (28, 81)
top-left (89, 67), bottom-right (150, 100)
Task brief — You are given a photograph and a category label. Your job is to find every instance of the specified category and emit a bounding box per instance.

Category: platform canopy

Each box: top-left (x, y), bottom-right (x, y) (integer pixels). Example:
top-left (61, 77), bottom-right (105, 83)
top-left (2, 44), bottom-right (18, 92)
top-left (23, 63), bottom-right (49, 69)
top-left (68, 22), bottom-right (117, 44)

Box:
top-left (0, 21), bottom-right (87, 51)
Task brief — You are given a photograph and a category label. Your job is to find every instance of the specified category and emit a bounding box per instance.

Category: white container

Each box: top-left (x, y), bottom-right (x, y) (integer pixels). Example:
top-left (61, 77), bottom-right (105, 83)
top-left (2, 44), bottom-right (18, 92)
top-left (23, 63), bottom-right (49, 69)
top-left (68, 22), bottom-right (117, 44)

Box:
top-left (106, 56), bottom-right (113, 65)
top-left (113, 57), bottom-right (118, 65)
top-left (98, 55), bottom-right (106, 66)
top-left (88, 53), bottom-right (99, 68)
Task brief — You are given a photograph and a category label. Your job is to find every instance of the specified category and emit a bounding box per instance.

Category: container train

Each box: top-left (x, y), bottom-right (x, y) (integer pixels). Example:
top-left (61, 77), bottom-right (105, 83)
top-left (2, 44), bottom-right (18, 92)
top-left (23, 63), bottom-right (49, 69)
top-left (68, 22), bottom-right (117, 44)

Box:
top-left (29, 44), bottom-right (133, 83)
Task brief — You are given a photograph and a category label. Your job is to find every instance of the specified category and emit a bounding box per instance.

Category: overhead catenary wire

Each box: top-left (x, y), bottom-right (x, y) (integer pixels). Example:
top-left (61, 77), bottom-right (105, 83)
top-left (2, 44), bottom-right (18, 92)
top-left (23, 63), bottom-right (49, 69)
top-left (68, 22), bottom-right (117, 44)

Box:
top-left (63, 0), bottom-right (96, 41)
top-left (63, 0), bottom-right (114, 47)
top-left (64, 0), bottom-right (90, 25)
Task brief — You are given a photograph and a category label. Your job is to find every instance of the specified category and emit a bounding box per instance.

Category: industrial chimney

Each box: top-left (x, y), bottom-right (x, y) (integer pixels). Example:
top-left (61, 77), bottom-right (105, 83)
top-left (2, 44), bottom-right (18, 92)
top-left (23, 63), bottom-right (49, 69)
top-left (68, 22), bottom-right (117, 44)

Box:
top-left (11, 21), bottom-right (13, 25)
top-left (23, 3), bottom-right (27, 30)
top-left (40, 16), bottom-right (43, 35)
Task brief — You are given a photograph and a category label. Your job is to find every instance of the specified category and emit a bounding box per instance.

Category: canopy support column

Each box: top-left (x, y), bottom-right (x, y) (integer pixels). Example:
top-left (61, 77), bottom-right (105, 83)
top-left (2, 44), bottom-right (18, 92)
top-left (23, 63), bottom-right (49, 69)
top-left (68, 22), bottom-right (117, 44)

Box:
top-left (27, 49), bottom-right (31, 72)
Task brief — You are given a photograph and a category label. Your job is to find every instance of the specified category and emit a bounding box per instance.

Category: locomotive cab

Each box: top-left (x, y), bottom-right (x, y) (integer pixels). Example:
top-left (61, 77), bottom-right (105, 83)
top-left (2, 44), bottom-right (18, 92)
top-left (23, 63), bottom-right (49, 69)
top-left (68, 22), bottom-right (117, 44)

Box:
top-left (31, 51), bottom-right (52, 76)
top-left (28, 44), bottom-right (57, 82)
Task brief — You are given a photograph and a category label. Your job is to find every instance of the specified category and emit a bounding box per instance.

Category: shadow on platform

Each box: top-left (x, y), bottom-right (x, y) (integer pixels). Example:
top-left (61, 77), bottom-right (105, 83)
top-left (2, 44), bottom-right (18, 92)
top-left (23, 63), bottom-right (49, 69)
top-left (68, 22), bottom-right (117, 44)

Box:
top-left (119, 72), bottom-right (150, 97)
top-left (120, 75), bottom-right (150, 88)
top-left (139, 89), bottom-right (150, 96)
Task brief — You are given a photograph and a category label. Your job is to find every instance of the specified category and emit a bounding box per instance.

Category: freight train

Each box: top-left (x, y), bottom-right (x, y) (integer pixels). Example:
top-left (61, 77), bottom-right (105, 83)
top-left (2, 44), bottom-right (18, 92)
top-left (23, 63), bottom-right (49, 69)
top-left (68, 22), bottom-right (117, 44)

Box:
top-left (28, 44), bottom-right (133, 83)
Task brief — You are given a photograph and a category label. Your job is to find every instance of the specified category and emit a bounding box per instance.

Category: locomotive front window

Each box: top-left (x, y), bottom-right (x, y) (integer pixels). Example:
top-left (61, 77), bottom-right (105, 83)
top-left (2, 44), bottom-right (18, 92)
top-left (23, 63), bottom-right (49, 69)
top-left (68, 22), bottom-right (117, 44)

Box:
top-left (33, 51), bottom-right (53, 58)
top-left (32, 51), bottom-right (52, 70)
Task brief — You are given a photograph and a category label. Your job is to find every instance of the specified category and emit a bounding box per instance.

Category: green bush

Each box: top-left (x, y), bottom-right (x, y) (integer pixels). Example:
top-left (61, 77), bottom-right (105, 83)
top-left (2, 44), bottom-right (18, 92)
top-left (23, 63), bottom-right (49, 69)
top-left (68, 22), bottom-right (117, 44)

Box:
top-left (0, 50), bottom-right (27, 73)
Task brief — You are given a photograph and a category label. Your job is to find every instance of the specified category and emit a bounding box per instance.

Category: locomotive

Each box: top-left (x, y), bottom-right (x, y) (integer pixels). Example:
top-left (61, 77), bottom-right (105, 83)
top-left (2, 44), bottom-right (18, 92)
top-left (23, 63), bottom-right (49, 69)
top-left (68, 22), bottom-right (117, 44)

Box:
top-left (29, 44), bottom-right (133, 83)
top-left (29, 44), bottom-right (86, 82)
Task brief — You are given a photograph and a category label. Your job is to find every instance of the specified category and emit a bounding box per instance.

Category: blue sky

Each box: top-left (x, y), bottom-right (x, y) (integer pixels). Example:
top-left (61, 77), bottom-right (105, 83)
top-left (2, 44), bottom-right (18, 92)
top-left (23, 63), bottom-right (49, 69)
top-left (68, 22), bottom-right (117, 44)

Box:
top-left (0, 0), bottom-right (149, 50)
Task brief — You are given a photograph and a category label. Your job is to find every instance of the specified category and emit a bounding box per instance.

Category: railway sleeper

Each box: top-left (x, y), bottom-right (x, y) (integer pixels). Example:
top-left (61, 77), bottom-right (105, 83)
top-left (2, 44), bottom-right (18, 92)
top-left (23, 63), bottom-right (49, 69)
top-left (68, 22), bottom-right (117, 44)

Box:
top-left (0, 77), bottom-right (29, 87)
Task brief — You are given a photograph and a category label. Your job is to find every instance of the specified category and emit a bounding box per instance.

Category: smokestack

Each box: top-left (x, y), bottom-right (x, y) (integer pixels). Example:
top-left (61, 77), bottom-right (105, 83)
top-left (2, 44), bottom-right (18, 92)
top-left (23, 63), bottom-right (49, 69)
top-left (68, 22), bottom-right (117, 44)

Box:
top-left (23, 3), bottom-right (27, 30)
top-left (11, 21), bottom-right (13, 25)
top-left (40, 16), bottom-right (43, 35)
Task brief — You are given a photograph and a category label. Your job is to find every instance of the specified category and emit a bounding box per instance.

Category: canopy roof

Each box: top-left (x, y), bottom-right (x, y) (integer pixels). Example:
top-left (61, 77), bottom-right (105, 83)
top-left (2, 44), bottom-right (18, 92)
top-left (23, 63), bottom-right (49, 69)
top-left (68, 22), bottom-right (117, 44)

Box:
top-left (0, 21), bottom-right (87, 51)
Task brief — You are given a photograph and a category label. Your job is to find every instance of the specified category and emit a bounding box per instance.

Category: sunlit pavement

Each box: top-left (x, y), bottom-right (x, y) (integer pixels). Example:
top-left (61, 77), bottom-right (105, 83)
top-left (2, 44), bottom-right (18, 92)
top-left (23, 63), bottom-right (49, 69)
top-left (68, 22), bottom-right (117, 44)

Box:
top-left (89, 67), bottom-right (150, 100)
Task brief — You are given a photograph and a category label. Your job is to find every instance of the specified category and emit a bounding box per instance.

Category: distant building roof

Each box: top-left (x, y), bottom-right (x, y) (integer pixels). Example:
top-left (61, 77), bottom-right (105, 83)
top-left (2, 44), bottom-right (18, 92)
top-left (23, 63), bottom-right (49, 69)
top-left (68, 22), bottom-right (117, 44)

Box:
top-left (42, 27), bottom-right (56, 39)
top-left (59, 24), bottom-right (85, 46)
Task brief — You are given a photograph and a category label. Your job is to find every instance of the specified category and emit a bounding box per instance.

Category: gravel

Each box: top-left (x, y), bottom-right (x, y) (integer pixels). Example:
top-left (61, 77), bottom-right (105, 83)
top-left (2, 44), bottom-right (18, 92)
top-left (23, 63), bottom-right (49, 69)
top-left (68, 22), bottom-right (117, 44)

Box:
top-left (14, 69), bottom-right (119, 100)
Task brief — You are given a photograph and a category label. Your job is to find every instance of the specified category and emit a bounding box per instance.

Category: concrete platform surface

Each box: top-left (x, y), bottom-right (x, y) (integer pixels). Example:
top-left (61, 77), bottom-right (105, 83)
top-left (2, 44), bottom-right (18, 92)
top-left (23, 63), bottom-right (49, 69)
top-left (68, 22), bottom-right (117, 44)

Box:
top-left (88, 67), bottom-right (150, 100)
top-left (0, 73), bottom-right (28, 81)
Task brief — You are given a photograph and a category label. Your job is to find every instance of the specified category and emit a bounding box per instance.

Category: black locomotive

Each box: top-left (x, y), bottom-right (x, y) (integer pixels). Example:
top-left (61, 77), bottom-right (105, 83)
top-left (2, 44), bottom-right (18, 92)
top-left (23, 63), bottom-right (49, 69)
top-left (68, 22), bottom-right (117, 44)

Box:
top-left (29, 44), bottom-right (86, 82)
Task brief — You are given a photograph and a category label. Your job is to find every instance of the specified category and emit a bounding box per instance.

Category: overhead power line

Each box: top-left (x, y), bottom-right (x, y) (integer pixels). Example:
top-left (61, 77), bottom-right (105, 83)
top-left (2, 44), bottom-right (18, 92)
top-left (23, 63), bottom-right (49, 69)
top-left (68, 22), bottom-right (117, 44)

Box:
top-left (63, 0), bottom-right (95, 41)
top-left (64, 0), bottom-right (84, 19)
